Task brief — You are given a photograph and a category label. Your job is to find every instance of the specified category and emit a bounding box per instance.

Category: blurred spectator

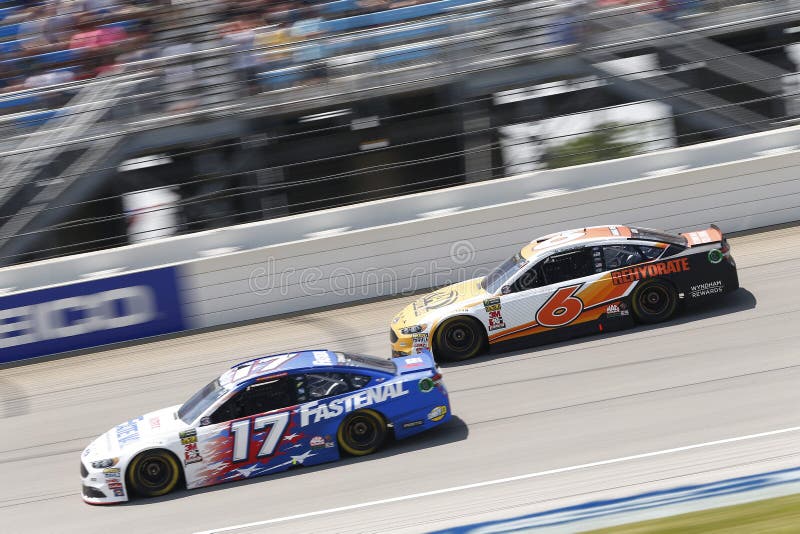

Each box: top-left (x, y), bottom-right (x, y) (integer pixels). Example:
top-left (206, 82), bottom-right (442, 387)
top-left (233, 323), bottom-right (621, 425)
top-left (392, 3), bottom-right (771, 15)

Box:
top-left (255, 21), bottom-right (294, 69)
top-left (69, 15), bottom-right (127, 51)
top-left (290, 6), bottom-right (327, 84)
top-left (220, 14), bottom-right (259, 94)
top-left (357, 0), bottom-right (391, 13)
top-left (25, 65), bottom-right (75, 89)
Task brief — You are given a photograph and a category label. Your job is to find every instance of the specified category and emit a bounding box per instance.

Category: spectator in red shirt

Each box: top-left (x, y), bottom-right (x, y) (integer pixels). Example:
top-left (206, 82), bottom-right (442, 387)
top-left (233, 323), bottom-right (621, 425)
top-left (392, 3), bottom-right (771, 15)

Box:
top-left (69, 16), bottom-right (127, 51)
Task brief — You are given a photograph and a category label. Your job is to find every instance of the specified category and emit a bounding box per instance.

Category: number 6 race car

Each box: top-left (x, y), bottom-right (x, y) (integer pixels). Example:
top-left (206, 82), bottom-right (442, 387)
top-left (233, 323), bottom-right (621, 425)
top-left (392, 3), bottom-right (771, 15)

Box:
top-left (80, 350), bottom-right (450, 504)
top-left (391, 225), bottom-right (739, 361)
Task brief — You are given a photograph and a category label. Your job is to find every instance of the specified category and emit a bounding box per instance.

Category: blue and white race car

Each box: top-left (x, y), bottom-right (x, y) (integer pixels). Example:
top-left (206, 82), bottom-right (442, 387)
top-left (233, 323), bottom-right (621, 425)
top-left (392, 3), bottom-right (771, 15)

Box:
top-left (80, 349), bottom-right (450, 504)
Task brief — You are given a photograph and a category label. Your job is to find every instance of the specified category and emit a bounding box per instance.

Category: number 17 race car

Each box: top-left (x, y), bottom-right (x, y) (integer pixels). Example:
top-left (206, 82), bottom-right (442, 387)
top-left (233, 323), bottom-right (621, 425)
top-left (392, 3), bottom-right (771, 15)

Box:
top-left (391, 225), bottom-right (739, 361)
top-left (80, 349), bottom-right (449, 503)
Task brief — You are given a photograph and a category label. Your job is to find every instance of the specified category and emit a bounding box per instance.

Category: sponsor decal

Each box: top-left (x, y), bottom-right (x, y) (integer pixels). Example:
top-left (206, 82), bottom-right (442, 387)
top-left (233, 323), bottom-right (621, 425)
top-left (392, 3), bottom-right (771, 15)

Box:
top-left (82, 448), bottom-right (91, 458)
top-left (402, 420), bottom-right (424, 429)
top-left (690, 280), bottom-right (724, 298)
top-left (487, 310), bottom-right (506, 331)
top-left (301, 382), bottom-right (409, 426)
top-left (0, 267), bottom-right (186, 365)
top-left (103, 468), bottom-right (121, 476)
top-left (115, 416), bottom-right (143, 447)
top-left (427, 405), bottom-right (447, 422)
top-left (179, 429), bottom-right (198, 445)
top-left (107, 481), bottom-right (123, 490)
top-left (411, 332), bottom-right (429, 354)
top-left (605, 302), bottom-right (629, 318)
top-left (149, 417), bottom-right (160, 430)
top-left (412, 288), bottom-right (458, 316)
top-left (418, 377), bottom-right (435, 392)
top-left (611, 258), bottom-right (690, 285)
top-left (708, 249), bottom-right (724, 264)
top-left (308, 435), bottom-right (335, 450)
top-left (183, 442), bottom-right (202, 465)
top-left (483, 298), bottom-right (501, 312)
top-left (404, 357), bottom-right (424, 367)
top-left (312, 351), bottom-right (333, 366)
top-left (113, 489), bottom-right (125, 497)
top-left (106, 478), bottom-right (121, 485)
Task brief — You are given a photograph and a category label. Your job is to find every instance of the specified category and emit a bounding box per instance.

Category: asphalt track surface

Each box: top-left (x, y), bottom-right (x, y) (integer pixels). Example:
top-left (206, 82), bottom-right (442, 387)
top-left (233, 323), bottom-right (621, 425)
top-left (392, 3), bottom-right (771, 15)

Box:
top-left (1, 224), bottom-right (800, 534)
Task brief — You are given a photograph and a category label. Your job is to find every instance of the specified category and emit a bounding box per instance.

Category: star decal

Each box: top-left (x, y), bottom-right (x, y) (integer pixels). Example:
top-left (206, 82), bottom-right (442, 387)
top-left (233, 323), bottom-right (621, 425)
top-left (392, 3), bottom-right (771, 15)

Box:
top-left (282, 433), bottom-right (303, 443)
top-left (234, 464), bottom-right (262, 478)
top-left (290, 450), bottom-right (315, 465)
top-left (260, 449), bottom-right (316, 473)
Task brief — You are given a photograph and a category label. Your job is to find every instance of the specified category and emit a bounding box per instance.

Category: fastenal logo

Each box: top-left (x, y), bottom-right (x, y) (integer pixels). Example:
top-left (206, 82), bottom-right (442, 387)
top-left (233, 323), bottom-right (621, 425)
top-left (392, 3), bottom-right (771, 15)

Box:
top-left (0, 286), bottom-right (157, 348)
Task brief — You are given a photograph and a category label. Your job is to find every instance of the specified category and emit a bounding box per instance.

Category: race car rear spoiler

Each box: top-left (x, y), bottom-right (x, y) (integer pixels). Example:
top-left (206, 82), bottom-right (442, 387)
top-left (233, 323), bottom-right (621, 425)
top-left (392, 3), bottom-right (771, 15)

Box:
top-left (681, 224), bottom-right (724, 247)
top-left (394, 350), bottom-right (436, 374)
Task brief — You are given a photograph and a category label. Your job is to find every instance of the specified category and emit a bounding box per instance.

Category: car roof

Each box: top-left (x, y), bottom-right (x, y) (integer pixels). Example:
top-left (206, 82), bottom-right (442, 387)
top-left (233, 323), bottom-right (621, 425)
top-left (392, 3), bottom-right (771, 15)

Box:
top-left (219, 350), bottom-right (393, 387)
top-left (520, 226), bottom-right (632, 258)
top-left (519, 225), bottom-right (687, 259)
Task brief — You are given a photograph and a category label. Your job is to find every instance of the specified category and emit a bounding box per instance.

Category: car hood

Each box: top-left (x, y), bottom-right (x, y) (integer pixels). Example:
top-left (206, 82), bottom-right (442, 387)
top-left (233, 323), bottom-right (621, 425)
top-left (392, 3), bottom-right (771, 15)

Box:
top-left (84, 405), bottom-right (184, 460)
top-left (393, 277), bottom-right (489, 328)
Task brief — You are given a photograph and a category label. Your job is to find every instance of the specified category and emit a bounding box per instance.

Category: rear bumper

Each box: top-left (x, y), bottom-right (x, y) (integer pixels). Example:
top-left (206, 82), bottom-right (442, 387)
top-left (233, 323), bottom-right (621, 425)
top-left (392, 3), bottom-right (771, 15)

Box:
top-left (393, 397), bottom-right (452, 440)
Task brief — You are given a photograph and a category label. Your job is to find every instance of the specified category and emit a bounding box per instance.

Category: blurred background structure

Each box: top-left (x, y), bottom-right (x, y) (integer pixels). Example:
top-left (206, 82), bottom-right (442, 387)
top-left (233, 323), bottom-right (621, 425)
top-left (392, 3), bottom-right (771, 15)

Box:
top-left (0, 0), bottom-right (797, 265)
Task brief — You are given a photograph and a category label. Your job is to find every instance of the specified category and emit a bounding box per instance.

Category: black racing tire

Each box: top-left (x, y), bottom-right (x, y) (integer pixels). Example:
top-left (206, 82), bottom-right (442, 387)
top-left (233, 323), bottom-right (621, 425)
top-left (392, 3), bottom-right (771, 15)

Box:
top-left (433, 316), bottom-right (487, 362)
top-left (631, 279), bottom-right (678, 324)
top-left (126, 449), bottom-right (182, 498)
top-left (337, 409), bottom-right (387, 456)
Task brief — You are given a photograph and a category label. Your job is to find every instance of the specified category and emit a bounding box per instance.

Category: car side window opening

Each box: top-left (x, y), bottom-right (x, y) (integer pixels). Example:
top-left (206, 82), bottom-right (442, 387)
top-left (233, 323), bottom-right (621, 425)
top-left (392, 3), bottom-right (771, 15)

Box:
top-left (511, 262), bottom-right (544, 292)
top-left (661, 244), bottom-right (685, 258)
top-left (603, 245), bottom-right (645, 270)
top-left (541, 248), bottom-right (595, 285)
top-left (210, 377), bottom-right (293, 424)
top-left (296, 373), bottom-right (372, 403)
top-left (638, 245), bottom-right (664, 261)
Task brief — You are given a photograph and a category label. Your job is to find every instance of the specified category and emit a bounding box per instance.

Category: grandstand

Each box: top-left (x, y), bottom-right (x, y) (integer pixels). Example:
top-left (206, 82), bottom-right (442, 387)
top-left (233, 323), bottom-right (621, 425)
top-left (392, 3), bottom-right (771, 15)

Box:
top-left (0, 0), bottom-right (797, 265)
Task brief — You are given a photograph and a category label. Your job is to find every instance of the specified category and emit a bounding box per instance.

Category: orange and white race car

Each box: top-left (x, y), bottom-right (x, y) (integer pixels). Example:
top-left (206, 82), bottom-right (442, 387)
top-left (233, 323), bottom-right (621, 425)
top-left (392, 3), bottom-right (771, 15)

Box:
top-left (390, 225), bottom-right (739, 361)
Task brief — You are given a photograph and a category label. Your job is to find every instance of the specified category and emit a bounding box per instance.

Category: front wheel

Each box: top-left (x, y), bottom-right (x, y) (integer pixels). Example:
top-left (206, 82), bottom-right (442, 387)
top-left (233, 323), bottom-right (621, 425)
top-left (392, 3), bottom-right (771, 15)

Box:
top-left (337, 409), bottom-right (387, 456)
top-left (631, 279), bottom-right (678, 324)
top-left (126, 450), bottom-right (181, 498)
top-left (433, 316), bottom-right (487, 362)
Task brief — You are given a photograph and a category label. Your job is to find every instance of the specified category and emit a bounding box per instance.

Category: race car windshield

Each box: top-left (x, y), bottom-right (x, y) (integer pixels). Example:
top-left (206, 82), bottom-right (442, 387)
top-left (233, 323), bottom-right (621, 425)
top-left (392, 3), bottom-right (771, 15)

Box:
top-left (334, 352), bottom-right (395, 373)
top-left (629, 227), bottom-right (687, 246)
top-left (178, 379), bottom-right (230, 424)
top-left (483, 252), bottom-right (529, 293)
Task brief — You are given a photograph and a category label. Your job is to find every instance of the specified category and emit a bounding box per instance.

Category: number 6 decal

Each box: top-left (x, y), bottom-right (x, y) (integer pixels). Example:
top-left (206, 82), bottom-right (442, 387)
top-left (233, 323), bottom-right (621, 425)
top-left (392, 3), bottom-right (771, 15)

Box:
top-left (536, 284), bottom-right (584, 328)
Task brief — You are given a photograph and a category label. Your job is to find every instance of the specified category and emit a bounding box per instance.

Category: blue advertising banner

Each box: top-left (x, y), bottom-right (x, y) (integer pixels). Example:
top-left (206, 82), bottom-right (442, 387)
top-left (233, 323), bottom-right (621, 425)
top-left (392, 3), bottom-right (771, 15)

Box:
top-left (0, 266), bottom-right (186, 364)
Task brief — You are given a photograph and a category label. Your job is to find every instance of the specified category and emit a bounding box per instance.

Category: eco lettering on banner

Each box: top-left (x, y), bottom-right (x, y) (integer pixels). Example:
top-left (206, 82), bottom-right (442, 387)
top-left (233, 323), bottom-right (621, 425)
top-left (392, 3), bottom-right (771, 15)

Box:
top-left (0, 267), bottom-right (186, 364)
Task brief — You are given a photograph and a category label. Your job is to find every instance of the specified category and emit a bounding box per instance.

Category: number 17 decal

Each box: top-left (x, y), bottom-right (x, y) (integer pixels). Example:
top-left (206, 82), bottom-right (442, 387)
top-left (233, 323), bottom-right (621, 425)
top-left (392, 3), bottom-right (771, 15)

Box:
top-left (230, 412), bottom-right (290, 463)
top-left (536, 284), bottom-right (584, 328)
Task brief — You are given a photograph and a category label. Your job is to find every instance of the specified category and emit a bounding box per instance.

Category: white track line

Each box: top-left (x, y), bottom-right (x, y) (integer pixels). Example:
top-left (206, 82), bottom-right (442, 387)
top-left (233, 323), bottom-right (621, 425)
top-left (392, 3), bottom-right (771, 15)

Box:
top-left (193, 425), bottom-right (800, 534)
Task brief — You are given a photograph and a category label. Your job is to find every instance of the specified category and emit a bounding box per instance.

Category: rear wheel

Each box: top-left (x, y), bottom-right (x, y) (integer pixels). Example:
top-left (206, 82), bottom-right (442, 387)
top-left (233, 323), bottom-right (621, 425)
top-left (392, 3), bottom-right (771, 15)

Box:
top-left (126, 450), bottom-right (181, 498)
top-left (433, 316), bottom-right (487, 362)
top-left (337, 409), bottom-right (387, 456)
top-left (631, 279), bottom-right (678, 324)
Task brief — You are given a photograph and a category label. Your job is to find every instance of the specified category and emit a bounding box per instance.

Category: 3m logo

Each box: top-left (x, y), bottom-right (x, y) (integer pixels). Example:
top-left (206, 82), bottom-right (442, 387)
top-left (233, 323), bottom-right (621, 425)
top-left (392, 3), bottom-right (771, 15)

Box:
top-left (611, 258), bottom-right (690, 286)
